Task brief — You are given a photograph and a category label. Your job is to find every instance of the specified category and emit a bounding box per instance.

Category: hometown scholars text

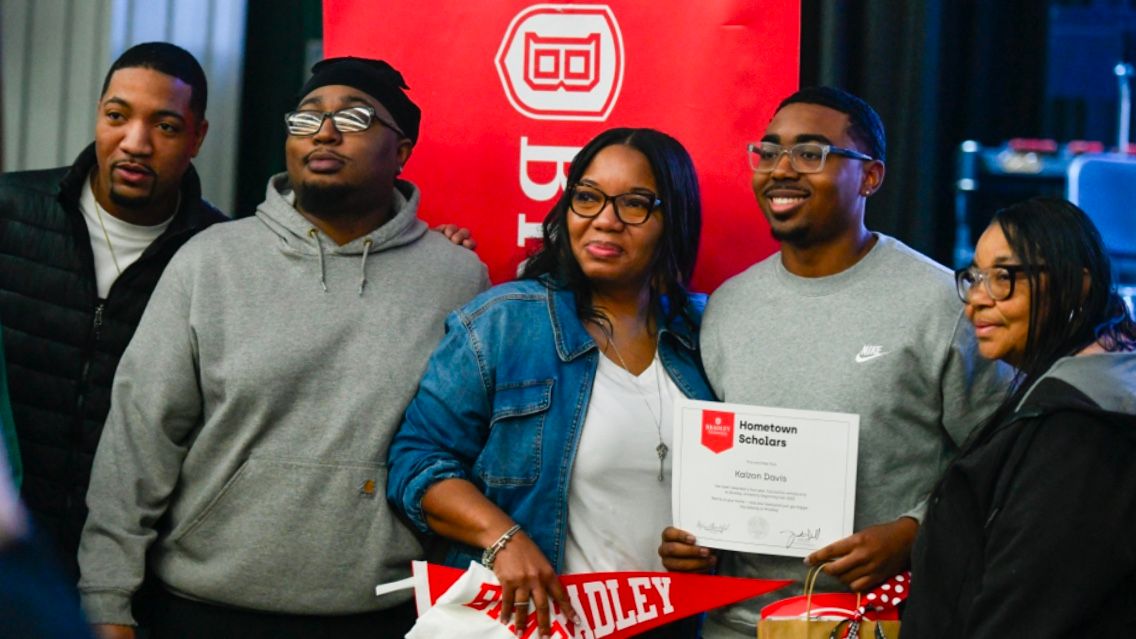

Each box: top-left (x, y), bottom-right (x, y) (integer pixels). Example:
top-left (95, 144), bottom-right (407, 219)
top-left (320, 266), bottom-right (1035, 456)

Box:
top-left (736, 419), bottom-right (798, 448)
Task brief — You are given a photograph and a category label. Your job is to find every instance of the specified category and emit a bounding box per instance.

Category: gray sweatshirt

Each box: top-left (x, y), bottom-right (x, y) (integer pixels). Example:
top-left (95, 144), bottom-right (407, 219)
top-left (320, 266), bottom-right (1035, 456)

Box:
top-left (78, 175), bottom-right (489, 625)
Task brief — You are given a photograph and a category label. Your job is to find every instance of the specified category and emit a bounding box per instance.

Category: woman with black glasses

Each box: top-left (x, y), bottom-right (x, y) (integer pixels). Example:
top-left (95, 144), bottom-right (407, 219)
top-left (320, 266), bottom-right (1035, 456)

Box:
top-left (387, 128), bottom-right (712, 638)
top-left (903, 197), bottom-right (1136, 637)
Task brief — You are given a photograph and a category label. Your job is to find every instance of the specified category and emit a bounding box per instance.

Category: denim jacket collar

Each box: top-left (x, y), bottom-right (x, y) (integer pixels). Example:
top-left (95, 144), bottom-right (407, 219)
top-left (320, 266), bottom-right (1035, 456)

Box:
top-left (658, 294), bottom-right (698, 352)
top-left (547, 284), bottom-right (596, 362)
top-left (544, 279), bottom-right (698, 361)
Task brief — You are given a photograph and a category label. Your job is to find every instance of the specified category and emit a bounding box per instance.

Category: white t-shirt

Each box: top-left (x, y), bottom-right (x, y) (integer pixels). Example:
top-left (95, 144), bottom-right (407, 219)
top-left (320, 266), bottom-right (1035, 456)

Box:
top-left (79, 177), bottom-right (173, 298)
top-left (564, 352), bottom-right (683, 574)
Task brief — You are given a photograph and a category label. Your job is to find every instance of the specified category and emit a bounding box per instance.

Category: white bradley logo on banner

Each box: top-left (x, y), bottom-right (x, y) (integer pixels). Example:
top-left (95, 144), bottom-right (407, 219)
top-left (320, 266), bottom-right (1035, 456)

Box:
top-left (501, 5), bottom-right (626, 249)
top-left (495, 4), bottom-right (625, 121)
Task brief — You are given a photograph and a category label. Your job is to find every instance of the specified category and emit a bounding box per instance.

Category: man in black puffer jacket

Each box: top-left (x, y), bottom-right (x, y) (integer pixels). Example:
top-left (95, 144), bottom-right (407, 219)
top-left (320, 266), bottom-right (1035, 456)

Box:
top-left (0, 42), bottom-right (225, 580)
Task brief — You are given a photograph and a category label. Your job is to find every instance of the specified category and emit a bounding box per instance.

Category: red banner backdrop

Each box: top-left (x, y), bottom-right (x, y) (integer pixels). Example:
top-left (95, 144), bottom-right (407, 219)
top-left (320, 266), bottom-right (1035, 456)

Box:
top-left (324, 1), bottom-right (798, 291)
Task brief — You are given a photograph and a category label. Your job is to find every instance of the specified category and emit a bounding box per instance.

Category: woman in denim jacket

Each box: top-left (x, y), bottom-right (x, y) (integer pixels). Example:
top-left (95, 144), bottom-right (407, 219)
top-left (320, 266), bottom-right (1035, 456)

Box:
top-left (388, 128), bottom-right (714, 637)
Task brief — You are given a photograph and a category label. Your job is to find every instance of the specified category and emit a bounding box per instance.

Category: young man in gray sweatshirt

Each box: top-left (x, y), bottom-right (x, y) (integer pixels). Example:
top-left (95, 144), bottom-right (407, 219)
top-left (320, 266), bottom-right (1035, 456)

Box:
top-left (78, 57), bottom-right (489, 639)
top-left (659, 87), bottom-right (1011, 638)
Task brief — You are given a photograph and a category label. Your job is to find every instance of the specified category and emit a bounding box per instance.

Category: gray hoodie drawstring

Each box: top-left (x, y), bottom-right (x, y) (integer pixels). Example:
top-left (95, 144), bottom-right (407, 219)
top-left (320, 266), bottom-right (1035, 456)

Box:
top-left (308, 228), bottom-right (328, 292)
top-left (359, 239), bottom-right (373, 296)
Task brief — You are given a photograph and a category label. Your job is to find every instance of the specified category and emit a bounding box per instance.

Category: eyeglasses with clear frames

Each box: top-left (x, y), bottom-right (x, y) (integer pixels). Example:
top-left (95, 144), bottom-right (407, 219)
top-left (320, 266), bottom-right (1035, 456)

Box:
top-left (284, 106), bottom-right (404, 137)
top-left (955, 264), bottom-right (1043, 303)
top-left (747, 141), bottom-right (874, 174)
top-left (568, 184), bottom-right (662, 226)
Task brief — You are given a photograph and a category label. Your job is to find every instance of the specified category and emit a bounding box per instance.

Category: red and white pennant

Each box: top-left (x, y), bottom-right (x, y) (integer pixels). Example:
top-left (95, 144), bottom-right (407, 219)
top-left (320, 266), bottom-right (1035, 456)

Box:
top-left (378, 561), bottom-right (791, 638)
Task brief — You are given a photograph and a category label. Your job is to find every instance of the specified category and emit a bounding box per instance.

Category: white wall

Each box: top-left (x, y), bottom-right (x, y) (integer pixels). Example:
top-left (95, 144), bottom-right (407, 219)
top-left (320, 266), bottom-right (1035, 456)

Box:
top-left (1, 0), bottom-right (114, 171)
top-left (1, 0), bottom-right (247, 213)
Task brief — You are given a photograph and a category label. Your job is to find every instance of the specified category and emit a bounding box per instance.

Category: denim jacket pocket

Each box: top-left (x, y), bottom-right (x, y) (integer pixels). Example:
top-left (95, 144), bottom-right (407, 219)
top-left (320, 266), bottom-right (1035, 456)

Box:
top-left (476, 378), bottom-right (554, 487)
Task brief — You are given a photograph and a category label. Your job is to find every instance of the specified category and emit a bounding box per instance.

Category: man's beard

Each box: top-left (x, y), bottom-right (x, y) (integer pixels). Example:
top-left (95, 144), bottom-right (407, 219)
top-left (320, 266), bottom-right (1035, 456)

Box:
top-left (770, 225), bottom-right (809, 245)
top-left (108, 184), bottom-right (155, 209)
top-left (295, 182), bottom-right (357, 217)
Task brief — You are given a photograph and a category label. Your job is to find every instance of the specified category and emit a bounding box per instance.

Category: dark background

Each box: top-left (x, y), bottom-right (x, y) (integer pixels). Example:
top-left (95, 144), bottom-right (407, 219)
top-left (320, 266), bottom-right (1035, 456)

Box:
top-left (236, 0), bottom-right (1136, 270)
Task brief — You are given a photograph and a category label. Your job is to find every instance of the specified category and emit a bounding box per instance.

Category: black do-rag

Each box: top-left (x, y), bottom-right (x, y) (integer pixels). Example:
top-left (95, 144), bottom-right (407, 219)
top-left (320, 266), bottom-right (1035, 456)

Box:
top-left (298, 57), bottom-right (421, 143)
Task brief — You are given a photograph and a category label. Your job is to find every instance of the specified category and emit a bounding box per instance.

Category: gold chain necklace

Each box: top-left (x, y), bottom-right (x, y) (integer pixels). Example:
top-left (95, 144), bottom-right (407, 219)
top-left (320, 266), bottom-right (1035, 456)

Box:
top-left (93, 202), bottom-right (123, 276)
top-left (606, 336), bottom-right (669, 482)
top-left (89, 175), bottom-right (182, 279)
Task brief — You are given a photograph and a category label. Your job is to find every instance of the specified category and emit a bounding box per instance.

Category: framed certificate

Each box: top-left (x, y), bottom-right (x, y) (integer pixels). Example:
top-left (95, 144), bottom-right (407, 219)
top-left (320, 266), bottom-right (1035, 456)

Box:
top-left (671, 398), bottom-right (859, 558)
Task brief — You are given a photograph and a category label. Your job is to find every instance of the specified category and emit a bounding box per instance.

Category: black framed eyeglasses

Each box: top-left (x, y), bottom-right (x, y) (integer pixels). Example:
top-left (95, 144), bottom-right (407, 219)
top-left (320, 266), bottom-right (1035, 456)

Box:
top-left (283, 106), bottom-right (404, 137)
top-left (747, 141), bottom-right (874, 173)
top-left (955, 264), bottom-right (1043, 302)
top-left (568, 184), bottom-right (663, 226)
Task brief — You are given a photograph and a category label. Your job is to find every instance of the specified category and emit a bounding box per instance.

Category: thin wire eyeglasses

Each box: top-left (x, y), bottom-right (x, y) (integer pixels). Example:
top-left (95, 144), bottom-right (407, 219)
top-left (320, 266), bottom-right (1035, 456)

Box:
top-left (284, 106), bottom-right (404, 137)
top-left (746, 141), bottom-right (874, 173)
top-left (568, 184), bottom-right (663, 226)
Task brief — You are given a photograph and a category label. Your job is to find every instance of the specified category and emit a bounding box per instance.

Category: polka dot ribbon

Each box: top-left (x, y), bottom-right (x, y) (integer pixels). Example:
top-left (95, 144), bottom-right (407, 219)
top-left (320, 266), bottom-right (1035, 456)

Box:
top-left (837, 571), bottom-right (910, 639)
top-left (860, 570), bottom-right (910, 611)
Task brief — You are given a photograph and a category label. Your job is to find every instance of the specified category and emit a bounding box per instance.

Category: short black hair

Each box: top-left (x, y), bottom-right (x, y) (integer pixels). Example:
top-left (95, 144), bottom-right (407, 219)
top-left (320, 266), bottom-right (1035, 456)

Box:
top-left (100, 42), bottom-right (207, 121)
top-left (778, 86), bottom-right (886, 163)
top-left (522, 128), bottom-right (702, 326)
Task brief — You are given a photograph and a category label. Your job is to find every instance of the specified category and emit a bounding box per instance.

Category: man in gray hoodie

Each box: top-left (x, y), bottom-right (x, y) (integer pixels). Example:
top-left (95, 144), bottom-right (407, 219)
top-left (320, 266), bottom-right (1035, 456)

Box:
top-left (78, 57), bottom-right (489, 639)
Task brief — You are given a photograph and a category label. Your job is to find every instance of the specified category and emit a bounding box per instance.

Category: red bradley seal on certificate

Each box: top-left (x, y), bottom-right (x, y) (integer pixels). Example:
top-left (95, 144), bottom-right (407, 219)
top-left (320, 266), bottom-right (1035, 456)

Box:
top-left (701, 410), bottom-right (735, 453)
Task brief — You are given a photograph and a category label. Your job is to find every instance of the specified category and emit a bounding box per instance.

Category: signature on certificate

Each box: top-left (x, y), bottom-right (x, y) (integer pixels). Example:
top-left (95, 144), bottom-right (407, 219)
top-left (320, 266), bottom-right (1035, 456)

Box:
top-left (781, 527), bottom-right (822, 549)
top-left (696, 520), bottom-right (732, 534)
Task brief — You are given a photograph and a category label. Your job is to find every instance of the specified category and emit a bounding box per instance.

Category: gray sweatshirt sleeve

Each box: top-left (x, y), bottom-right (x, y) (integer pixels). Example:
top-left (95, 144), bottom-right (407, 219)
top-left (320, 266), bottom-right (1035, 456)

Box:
top-left (939, 309), bottom-right (1011, 447)
top-left (78, 260), bottom-right (204, 626)
top-left (698, 290), bottom-right (727, 399)
top-left (900, 309), bottom-right (1011, 523)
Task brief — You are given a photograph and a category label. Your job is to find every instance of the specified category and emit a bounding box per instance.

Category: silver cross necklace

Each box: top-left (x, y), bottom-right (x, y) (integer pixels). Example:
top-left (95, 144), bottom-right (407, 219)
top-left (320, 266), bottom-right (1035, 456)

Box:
top-left (606, 337), bottom-right (668, 482)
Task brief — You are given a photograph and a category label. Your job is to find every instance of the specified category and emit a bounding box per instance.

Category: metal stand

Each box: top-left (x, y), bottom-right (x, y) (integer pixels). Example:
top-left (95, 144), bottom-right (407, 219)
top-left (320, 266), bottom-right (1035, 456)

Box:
top-left (1115, 62), bottom-right (1133, 153)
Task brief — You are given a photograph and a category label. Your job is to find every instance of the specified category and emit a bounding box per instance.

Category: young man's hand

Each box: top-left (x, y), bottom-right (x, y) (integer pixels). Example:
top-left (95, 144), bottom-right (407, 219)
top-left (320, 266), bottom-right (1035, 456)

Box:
top-left (805, 517), bottom-right (918, 591)
top-left (658, 526), bottom-right (718, 572)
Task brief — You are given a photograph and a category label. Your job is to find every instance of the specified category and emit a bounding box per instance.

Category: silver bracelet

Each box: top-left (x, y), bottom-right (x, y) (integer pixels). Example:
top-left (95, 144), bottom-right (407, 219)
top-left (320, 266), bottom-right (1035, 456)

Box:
top-left (481, 524), bottom-right (522, 570)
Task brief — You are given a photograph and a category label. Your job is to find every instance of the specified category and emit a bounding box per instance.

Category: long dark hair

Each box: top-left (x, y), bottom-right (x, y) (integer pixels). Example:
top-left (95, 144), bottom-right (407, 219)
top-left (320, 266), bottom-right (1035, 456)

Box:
top-left (991, 197), bottom-right (1136, 419)
top-left (521, 128), bottom-right (702, 327)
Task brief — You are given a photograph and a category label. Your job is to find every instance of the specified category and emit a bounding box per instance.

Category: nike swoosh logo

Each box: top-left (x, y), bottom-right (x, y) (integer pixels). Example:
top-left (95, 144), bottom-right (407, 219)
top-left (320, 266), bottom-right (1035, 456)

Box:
top-left (854, 352), bottom-right (888, 363)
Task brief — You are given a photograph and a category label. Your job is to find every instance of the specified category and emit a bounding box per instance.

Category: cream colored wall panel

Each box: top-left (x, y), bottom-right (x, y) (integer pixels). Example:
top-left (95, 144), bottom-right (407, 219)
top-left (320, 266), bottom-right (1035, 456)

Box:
top-left (169, 0), bottom-right (208, 58)
top-left (61, 0), bottom-right (111, 164)
top-left (2, 0), bottom-right (113, 171)
top-left (0, 0), bottom-right (32, 171)
top-left (22, 1), bottom-right (70, 170)
top-left (193, 0), bottom-right (245, 214)
top-left (124, 0), bottom-right (170, 47)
